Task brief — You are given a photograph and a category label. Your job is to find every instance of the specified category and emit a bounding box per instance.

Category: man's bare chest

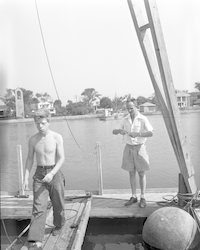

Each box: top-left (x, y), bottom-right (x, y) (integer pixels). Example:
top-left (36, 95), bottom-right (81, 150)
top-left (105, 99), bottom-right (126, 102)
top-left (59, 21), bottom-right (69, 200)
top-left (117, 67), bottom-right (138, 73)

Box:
top-left (34, 137), bottom-right (56, 154)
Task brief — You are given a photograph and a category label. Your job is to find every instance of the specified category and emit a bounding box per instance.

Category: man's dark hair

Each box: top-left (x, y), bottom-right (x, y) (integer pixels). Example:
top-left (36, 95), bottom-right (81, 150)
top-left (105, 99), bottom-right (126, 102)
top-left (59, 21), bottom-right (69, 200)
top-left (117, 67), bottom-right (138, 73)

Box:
top-left (126, 98), bottom-right (138, 107)
top-left (33, 109), bottom-right (51, 122)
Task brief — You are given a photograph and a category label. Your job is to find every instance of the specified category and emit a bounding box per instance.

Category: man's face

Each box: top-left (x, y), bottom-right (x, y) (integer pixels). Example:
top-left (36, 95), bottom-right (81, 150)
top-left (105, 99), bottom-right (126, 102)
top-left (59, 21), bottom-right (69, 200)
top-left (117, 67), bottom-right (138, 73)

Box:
top-left (35, 118), bottom-right (50, 135)
top-left (126, 102), bottom-right (137, 116)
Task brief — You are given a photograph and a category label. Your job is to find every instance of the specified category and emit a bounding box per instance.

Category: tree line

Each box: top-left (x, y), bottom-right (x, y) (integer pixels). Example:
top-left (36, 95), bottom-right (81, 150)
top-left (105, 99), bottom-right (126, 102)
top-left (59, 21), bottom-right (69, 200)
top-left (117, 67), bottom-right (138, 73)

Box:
top-left (1, 87), bottom-right (158, 117)
top-left (2, 82), bottom-right (200, 118)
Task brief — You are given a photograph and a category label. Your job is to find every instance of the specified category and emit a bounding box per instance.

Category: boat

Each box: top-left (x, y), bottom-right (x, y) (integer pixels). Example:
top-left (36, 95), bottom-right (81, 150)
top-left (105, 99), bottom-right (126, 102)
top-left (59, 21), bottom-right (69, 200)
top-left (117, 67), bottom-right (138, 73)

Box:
top-left (99, 110), bottom-right (125, 121)
top-left (99, 113), bottom-right (124, 121)
top-left (1, 0), bottom-right (200, 249)
top-left (99, 114), bottom-right (114, 121)
top-left (113, 111), bottom-right (126, 120)
top-left (98, 109), bottom-right (115, 121)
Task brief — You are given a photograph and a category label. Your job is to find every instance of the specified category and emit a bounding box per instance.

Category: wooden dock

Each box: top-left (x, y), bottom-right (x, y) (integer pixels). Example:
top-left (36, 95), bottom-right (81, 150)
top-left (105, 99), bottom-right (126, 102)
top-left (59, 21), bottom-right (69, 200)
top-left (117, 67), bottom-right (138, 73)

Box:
top-left (1, 189), bottom-right (200, 250)
top-left (41, 195), bottom-right (91, 250)
top-left (0, 188), bottom-right (178, 220)
top-left (90, 188), bottom-right (180, 218)
top-left (1, 192), bottom-right (92, 250)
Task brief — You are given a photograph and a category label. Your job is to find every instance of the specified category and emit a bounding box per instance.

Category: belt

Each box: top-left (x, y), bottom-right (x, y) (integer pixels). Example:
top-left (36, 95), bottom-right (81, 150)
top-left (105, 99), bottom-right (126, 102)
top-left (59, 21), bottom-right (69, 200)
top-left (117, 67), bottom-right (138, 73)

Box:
top-left (37, 165), bottom-right (55, 169)
top-left (126, 144), bottom-right (143, 147)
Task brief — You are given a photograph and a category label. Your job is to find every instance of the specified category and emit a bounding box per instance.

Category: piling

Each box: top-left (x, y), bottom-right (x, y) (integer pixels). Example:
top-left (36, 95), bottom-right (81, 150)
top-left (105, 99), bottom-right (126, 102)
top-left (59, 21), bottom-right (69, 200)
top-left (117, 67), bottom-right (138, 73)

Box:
top-left (96, 141), bottom-right (103, 195)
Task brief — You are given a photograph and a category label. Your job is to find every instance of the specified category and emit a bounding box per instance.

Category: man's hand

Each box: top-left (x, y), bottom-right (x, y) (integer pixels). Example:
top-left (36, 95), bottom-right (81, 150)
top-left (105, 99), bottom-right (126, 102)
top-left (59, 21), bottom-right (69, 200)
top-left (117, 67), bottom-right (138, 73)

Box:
top-left (127, 132), bottom-right (139, 138)
top-left (23, 179), bottom-right (29, 191)
top-left (42, 172), bottom-right (54, 183)
top-left (120, 129), bottom-right (127, 135)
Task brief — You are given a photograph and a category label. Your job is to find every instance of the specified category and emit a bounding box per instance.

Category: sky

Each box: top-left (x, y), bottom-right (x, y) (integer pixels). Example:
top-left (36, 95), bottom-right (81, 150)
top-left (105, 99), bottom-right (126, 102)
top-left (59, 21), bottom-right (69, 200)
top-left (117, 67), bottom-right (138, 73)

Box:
top-left (1, 0), bottom-right (200, 105)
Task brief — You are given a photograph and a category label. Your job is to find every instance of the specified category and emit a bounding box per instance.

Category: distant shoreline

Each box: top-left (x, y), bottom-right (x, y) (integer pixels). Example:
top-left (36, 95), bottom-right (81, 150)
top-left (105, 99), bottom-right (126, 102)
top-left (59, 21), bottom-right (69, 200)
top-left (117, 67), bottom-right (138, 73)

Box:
top-left (143, 108), bottom-right (200, 116)
top-left (0, 108), bottom-right (199, 124)
top-left (0, 114), bottom-right (99, 124)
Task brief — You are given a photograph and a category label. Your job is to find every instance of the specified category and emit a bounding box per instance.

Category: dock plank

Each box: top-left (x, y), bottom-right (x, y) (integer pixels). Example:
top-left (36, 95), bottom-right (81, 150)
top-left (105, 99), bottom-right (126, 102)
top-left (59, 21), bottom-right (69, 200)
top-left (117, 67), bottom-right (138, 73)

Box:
top-left (194, 208), bottom-right (200, 226)
top-left (90, 192), bottom-right (178, 218)
top-left (69, 198), bottom-right (91, 250)
top-left (0, 189), bottom-right (178, 219)
top-left (91, 201), bottom-right (161, 218)
top-left (42, 201), bottom-right (82, 250)
top-left (42, 197), bottom-right (92, 250)
top-left (196, 208), bottom-right (200, 219)
top-left (1, 189), bottom-right (199, 250)
top-left (1, 196), bottom-right (33, 219)
top-left (53, 202), bottom-right (84, 250)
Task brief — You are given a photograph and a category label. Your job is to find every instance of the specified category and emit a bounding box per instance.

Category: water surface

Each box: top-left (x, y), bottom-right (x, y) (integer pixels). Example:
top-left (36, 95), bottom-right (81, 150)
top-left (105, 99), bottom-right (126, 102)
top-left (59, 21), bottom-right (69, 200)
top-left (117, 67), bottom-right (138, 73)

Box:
top-left (0, 113), bottom-right (199, 193)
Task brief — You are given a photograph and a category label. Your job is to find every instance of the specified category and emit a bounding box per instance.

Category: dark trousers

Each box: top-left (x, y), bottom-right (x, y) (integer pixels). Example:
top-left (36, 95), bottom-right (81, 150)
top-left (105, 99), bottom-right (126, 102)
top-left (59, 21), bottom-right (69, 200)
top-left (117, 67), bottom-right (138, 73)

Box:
top-left (28, 167), bottom-right (65, 242)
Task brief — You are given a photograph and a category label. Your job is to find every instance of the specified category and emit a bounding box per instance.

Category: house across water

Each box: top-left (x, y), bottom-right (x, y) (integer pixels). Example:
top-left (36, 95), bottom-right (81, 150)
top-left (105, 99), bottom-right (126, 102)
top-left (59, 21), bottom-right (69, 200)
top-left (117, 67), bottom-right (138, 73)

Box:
top-left (37, 101), bottom-right (56, 115)
top-left (0, 99), bottom-right (6, 118)
top-left (139, 102), bottom-right (157, 113)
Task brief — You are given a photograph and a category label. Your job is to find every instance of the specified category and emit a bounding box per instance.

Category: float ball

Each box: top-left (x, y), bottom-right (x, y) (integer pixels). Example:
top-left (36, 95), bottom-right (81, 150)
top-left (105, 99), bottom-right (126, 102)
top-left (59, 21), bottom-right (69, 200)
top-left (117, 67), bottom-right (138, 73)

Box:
top-left (142, 207), bottom-right (200, 250)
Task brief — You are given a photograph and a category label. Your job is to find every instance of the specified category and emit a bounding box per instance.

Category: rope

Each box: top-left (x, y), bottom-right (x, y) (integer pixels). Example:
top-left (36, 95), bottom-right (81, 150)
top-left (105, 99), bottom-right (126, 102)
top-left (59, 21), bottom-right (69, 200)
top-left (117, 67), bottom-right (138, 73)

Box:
top-left (2, 219), bottom-right (13, 247)
top-left (156, 194), bottom-right (178, 207)
top-left (5, 200), bottom-right (52, 250)
top-left (182, 190), bottom-right (200, 212)
top-left (156, 190), bottom-right (200, 209)
top-left (34, 0), bottom-right (94, 155)
top-left (5, 223), bottom-right (30, 250)
top-left (45, 209), bottom-right (78, 228)
top-left (190, 206), bottom-right (200, 233)
top-left (156, 189), bottom-right (200, 234)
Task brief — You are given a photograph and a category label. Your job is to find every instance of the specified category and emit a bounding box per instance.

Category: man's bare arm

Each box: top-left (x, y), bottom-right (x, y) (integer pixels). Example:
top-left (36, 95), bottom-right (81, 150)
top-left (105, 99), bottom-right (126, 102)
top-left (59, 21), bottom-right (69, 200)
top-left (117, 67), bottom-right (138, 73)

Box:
top-left (51, 134), bottom-right (65, 175)
top-left (23, 137), bottom-right (35, 190)
top-left (113, 129), bottom-right (127, 135)
top-left (127, 131), bottom-right (153, 138)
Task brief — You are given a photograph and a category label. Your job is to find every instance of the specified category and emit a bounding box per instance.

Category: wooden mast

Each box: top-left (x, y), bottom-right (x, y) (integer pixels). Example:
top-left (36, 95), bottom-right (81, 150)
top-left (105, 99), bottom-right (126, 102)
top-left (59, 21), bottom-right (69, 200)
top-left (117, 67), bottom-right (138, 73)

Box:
top-left (127, 0), bottom-right (197, 193)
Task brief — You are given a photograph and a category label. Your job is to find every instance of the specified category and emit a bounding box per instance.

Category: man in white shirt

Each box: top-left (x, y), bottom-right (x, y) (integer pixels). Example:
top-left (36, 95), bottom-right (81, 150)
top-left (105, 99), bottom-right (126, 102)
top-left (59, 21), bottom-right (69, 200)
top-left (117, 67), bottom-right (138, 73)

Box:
top-left (113, 98), bottom-right (153, 208)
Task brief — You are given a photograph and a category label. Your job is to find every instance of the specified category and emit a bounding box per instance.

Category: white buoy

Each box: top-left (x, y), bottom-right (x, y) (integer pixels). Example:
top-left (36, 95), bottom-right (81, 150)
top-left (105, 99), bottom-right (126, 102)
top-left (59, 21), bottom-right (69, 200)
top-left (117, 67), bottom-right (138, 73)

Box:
top-left (142, 207), bottom-right (200, 250)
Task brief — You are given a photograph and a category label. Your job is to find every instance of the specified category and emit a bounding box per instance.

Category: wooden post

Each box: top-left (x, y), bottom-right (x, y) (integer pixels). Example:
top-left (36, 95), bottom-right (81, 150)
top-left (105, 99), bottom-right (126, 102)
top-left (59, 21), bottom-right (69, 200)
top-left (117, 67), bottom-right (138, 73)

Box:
top-left (178, 173), bottom-right (189, 208)
top-left (96, 141), bottom-right (103, 195)
top-left (17, 145), bottom-right (25, 196)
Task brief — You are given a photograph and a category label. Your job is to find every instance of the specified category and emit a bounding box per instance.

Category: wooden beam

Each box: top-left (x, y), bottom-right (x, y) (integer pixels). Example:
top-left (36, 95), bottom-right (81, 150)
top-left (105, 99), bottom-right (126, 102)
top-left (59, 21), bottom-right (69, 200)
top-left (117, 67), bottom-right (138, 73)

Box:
top-left (96, 141), bottom-right (103, 195)
top-left (90, 202), bottom-right (161, 218)
top-left (127, 0), bottom-right (181, 162)
top-left (144, 0), bottom-right (196, 191)
top-left (178, 173), bottom-right (188, 208)
top-left (127, 0), bottom-right (197, 193)
top-left (70, 198), bottom-right (91, 250)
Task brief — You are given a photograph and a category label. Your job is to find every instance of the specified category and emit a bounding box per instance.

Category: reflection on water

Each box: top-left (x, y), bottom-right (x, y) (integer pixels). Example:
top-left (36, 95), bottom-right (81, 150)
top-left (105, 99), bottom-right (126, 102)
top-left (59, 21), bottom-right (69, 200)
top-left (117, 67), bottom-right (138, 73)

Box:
top-left (0, 113), bottom-right (200, 193)
top-left (82, 217), bottom-right (146, 250)
top-left (87, 242), bottom-right (144, 250)
top-left (1, 219), bottom-right (29, 250)
top-left (84, 236), bottom-right (144, 250)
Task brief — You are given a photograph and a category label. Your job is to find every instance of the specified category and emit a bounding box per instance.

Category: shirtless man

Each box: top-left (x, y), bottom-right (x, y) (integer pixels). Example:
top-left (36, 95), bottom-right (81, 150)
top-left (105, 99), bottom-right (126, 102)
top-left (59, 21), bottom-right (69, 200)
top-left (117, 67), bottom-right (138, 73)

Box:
top-left (22, 109), bottom-right (65, 249)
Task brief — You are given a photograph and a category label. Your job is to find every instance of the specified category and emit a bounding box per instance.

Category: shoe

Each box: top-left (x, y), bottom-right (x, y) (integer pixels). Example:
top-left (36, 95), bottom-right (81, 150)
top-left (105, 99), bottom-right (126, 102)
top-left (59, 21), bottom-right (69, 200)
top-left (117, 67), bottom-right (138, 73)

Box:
top-left (52, 226), bottom-right (62, 236)
top-left (34, 242), bottom-right (42, 249)
top-left (21, 242), bottom-right (42, 250)
top-left (125, 197), bottom-right (138, 206)
top-left (139, 198), bottom-right (146, 208)
top-left (20, 242), bottom-right (29, 250)
top-left (31, 242), bottom-right (42, 250)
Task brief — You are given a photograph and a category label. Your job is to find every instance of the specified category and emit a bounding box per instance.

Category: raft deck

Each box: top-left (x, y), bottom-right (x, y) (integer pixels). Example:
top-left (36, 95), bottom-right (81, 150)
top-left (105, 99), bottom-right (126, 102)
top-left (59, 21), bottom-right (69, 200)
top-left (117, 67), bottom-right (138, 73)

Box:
top-left (1, 193), bottom-right (92, 250)
top-left (1, 188), bottom-right (179, 220)
top-left (42, 195), bottom-right (91, 250)
top-left (1, 188), bottom-right (200, 250)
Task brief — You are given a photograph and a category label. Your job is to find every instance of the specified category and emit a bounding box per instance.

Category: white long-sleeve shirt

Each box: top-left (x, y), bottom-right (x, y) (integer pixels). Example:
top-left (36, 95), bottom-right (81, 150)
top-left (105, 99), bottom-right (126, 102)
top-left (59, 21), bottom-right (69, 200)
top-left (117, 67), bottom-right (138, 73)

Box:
top-left (115, 113), bottom-right (154, 145)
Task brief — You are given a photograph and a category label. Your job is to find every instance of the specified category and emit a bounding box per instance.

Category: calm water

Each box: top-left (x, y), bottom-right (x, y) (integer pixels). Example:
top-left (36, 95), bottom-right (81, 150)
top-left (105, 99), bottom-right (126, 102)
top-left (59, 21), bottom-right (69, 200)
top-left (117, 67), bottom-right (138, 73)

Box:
top-left (0, 113), bottom-right (199, 193)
